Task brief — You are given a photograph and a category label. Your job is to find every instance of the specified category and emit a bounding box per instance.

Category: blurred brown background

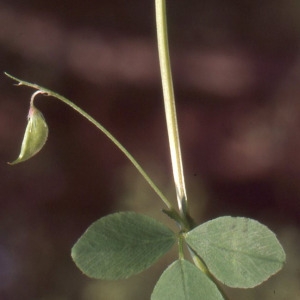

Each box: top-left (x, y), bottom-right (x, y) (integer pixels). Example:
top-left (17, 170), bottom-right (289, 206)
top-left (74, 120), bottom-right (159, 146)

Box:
top-left (1, 0), bottom-right (300, 299)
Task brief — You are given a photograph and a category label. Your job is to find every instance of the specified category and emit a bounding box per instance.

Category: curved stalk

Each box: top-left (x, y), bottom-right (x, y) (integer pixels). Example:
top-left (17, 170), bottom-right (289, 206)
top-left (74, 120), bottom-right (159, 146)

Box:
top-left (5, 72), bottom-right (174, 210)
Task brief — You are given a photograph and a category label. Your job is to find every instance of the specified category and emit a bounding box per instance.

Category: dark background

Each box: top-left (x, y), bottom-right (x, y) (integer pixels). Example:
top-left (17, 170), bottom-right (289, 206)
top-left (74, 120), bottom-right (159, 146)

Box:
top-left (1, 1), bottom-right (300, 299)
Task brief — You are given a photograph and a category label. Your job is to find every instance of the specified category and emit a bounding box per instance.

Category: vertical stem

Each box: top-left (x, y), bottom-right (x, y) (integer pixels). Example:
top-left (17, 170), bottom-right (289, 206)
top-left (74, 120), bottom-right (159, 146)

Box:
top-left (178, 234), bottom-right (185, 260)
top-left (155, 0), bottom-right (188, 216)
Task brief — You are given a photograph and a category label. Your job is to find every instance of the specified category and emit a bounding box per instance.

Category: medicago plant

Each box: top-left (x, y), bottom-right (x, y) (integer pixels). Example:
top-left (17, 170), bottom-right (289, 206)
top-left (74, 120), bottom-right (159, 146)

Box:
top-left (6, 1), bottom-right (285, 299)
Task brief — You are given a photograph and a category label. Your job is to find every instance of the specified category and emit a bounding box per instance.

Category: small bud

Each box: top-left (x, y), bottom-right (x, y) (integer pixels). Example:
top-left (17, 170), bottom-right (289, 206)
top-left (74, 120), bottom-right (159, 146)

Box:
top-left (9, 99), bottom-right (48, 165)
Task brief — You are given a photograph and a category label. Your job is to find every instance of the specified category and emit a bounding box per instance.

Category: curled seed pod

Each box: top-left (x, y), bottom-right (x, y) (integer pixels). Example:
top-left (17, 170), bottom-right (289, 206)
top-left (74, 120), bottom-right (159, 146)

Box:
top-left (9, 94), bottom-right (48, 165)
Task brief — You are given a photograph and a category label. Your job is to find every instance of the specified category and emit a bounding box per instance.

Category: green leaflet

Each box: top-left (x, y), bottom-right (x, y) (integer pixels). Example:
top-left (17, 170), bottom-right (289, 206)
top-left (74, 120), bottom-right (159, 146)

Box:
top-left (9, 103), bottom-right (48, 164)
top-left (71, 212), bottom-right (176, 279)
top-left (185, 216), bottom-right (286, 288)
top-left (151, 260), bottom-right (225, 300)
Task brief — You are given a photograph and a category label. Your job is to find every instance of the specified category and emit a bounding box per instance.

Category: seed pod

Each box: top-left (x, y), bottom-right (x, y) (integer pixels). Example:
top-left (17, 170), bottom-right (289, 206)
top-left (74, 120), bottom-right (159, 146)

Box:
top-left (9, 103), bottom-right (48, 165)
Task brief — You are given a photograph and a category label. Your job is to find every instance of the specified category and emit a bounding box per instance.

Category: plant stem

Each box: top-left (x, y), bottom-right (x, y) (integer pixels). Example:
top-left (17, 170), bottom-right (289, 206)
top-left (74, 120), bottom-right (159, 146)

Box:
top-left (155, 6), bottom-right (230, 298)
top-left (5, 72), bottom-right (174, 210)
top-left (178, 233), bottom-right (185, 260)
top-left (155, 0), bottom-right (188, 216)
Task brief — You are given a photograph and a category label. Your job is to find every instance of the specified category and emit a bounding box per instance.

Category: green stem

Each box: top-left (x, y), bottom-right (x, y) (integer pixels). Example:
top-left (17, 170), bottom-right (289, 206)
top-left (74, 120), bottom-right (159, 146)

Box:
top-left (5, 72), bottom-right (174, 210)
top-left (155, 4), bottom-right (230, 299)
top-left (178, 233), bottom-right (185, 260)
top-left (155, 0), bottom-right (188, 217)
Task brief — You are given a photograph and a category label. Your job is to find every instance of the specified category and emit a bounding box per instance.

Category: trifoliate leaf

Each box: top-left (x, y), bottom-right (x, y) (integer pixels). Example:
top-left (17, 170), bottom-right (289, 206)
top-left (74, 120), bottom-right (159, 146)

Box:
top-left (9, 103), bottom-right (48, 164)
top-left (185, 216), bottom-right (286, 288)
